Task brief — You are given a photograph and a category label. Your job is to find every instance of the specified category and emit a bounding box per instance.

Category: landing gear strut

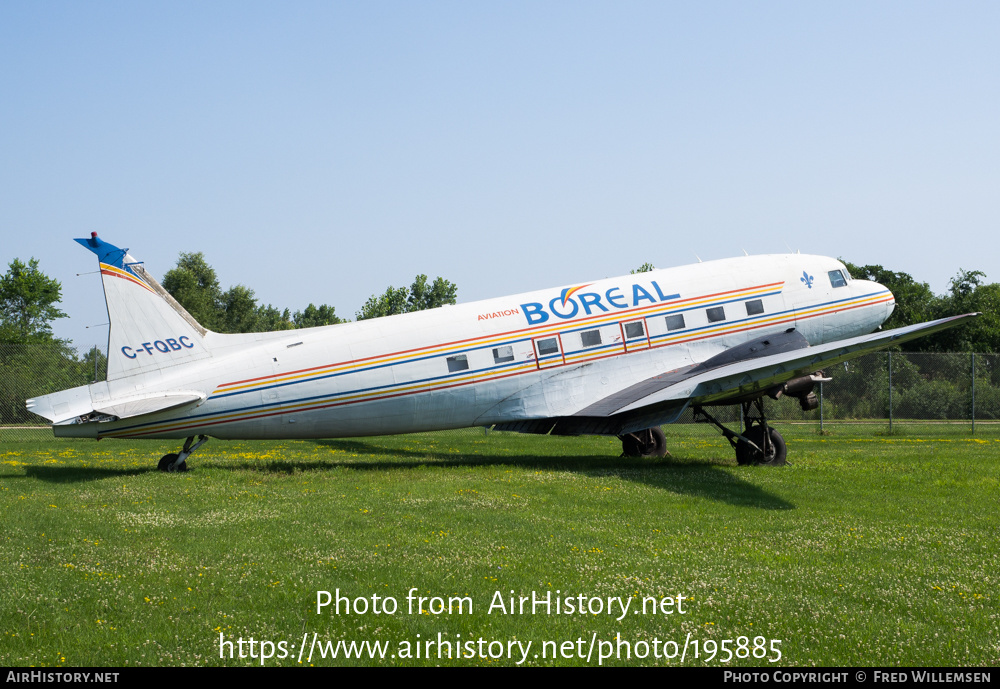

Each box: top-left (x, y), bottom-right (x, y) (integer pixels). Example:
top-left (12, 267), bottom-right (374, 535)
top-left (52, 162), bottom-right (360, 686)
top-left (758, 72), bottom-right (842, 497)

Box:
top-left (158, 435), bottom-right (209, 472)
top-left (694, 398), bottom-right (787, 466)
top-left (619, 427), bottom-right (669, 458)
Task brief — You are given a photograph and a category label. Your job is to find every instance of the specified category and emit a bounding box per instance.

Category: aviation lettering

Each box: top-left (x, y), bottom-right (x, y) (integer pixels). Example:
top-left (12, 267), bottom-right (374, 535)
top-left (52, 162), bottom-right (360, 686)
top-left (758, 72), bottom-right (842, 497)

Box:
top-left (577, 292), bottom-right (608, 315)
top-left (605, 287), bottom-right (627, 309)
top-left (522, 302), bottom-right (549, 325)
top-left (476, 308), bottom-right (520, 321)
top-left (651, 280), bottom-right (677, 302)
top-left (548, 296), bottom-right (579, 319)
top-left (632, 284), bottom-right (656, 306)
top-left (521, 281), bottom-right (682, 325)
top-left (119, 336), bottom-right (196, 359)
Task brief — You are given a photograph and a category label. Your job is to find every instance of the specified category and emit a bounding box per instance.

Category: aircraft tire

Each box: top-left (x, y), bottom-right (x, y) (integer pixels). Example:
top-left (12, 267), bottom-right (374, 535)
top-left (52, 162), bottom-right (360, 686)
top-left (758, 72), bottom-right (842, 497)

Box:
top-left (158, 453), bottom-right (188, 472)
top-left (620, 427), bottom-right (668, 458)
top-left (736, 426), bottom-right (787, 466)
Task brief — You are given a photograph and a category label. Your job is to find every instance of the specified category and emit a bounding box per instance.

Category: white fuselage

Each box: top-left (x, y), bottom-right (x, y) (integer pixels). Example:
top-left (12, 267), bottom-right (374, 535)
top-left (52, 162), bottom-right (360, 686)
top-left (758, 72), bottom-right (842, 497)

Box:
top-left (54, 254), bottom-right (893, 440)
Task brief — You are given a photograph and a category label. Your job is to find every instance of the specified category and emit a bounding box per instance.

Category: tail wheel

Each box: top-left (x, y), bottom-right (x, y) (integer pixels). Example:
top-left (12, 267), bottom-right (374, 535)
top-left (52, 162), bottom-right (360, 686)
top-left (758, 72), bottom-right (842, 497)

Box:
top-left (620, 427), bottom-right (668, 458)
top-left (736, 426), bottom-right (787, 466)
top-left (157, 453), bottom-right (188, 472)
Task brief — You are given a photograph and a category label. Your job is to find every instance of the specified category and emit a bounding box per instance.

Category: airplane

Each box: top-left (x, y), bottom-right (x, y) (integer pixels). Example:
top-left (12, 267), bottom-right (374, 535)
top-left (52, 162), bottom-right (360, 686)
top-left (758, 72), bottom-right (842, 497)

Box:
top-left (27, 233), bottom-right (977, 471)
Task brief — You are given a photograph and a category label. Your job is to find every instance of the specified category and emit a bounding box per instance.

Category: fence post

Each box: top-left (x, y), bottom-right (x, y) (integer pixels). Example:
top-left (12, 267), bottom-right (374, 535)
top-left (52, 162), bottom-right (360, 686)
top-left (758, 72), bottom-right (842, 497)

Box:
top-left (888, 351), bottom-right (893, 434)
top-left (819, 381), bottom-right (824, 433)
top-left (971, 352), bottom-right (975, 435)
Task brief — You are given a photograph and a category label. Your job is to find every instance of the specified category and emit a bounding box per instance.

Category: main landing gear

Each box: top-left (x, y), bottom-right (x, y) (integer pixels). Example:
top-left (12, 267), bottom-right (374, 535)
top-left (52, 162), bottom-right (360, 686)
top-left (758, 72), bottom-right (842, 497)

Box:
top-left (694, 398), bottom-right (787, 466)
top-left (619, 427), bottom-right (670, 458)
top-left (158, 435), bottom-right (209, 472)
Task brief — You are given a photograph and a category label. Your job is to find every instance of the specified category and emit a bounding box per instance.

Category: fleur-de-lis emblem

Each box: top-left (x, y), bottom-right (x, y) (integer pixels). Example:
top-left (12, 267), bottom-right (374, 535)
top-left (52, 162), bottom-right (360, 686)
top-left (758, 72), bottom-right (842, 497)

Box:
top-left (800, 271), bottom-right (814, 289)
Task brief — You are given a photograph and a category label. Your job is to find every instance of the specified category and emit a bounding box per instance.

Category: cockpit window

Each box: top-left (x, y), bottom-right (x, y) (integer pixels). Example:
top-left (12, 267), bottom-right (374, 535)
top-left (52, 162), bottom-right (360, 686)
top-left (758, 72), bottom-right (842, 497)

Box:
top-left (828, 270), bottom-right (847, 288)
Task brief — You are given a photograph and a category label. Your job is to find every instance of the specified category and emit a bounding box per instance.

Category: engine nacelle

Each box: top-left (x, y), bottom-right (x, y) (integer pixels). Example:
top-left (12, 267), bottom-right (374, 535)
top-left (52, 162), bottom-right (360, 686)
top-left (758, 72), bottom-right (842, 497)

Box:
top-left (768, 372), bottom-right (830, 410)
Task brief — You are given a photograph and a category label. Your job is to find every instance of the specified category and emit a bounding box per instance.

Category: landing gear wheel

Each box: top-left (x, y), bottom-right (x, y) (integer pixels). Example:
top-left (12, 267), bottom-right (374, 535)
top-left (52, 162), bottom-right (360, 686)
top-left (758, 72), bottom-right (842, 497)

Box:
top-left (157, 435), bottom-right (207, 472)
top-left (157, 453), bottom-right (188, 472)
top-left (736, 426), bottom-right (787, 466)
top-left (620, 427), bottom-right (668, 458)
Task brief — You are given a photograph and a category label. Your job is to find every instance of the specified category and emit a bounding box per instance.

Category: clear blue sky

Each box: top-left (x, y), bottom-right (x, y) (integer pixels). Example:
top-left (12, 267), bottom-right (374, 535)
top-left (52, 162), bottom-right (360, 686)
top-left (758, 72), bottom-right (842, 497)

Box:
top-left (2, 2), bottom-right (997, 349)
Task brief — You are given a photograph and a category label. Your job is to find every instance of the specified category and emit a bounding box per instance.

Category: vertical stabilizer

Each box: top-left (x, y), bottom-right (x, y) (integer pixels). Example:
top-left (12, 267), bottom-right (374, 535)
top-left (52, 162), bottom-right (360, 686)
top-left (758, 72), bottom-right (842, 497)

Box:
top-left (75, 233), bottom-right (212, 381)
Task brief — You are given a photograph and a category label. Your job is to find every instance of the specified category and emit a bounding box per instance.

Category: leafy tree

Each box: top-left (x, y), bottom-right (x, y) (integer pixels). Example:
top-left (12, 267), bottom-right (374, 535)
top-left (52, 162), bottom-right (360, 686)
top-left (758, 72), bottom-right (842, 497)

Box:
top-left (842, 261), bottom-right (999, 353)
top-left (81, 345), bottom-right (108, 382)
top-left (356, 275), bottom-right (458, 321)
top-left (407, 274), bottom-right (457, 312)
top-left (1, 339), bottom-right (94, 424)
top-left (219, 285), bottom-right (262, 334)
top-left (162, 253), bottom-right (338, 333)
top-left (293, 304), bottom-right (343, 328)
top-left (0, 258), bottom-right (104, 423)
top-left (630, 263), bottom-right (655, 274)
top-left (929, 271), bottom-right (1000, 353)
top-left (357, 286), bottom-right (409, 321)
top-left (161, 252), bottom-right (224, 330)
top-left (840, 261), bottom-right (936, 332)
top-left (0, 258), bottom-right (67, 342)
top-left (256, 305), bottom-right (295, 332)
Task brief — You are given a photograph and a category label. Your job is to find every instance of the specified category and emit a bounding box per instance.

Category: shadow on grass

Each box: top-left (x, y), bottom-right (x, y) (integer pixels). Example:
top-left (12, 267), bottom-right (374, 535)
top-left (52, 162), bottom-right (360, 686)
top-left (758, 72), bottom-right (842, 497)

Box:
top-left (22, 466), bottom-right (150, 482)
top-left (13, 438), bottom-right (794, 510)
top-left (226, 438), bottom-right (793, 510)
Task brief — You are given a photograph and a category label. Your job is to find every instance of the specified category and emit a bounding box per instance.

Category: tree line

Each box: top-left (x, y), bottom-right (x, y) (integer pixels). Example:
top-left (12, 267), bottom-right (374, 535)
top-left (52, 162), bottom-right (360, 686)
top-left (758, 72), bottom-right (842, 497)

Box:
top-left (3, 252), bottom-right (997, 348)
top-left (160, 252), bottom-right (458, 332)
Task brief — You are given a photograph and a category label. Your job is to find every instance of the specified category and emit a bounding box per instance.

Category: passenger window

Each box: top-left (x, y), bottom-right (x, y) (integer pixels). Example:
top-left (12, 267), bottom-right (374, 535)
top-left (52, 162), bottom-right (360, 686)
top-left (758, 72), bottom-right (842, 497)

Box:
top-left (665, 314), bottom-right (685, 331)
top-left (581, 330), bottom-right (602, 347)
top-left (706, 307), bottom-right (725, 323)
top-left (745, 299), bottom-right (764, 316)
top-left (447, 355), bottom-right (469, 372)
top-left (828, 270), bottom-right (847, 288)
top-left (492, 346), bottom-right (514, 363)
top-left (537, 338), bottom-right (559, 355)
top-left (624, 322), bottom-right (644, 339)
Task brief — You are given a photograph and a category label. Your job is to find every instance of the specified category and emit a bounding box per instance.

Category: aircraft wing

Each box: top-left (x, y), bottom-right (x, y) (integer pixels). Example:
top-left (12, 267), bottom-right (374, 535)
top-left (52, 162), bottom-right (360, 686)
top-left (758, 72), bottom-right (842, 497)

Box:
top-left (604, 312), bottom-right (980, 416)
top-left (495, 312), bottom-right (979, 437)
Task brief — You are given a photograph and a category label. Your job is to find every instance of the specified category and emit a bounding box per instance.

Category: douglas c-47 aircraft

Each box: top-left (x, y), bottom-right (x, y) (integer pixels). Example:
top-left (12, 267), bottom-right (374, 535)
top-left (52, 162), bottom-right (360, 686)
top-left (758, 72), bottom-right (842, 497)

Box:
top-left (28, 234), bottom-right (977, 471)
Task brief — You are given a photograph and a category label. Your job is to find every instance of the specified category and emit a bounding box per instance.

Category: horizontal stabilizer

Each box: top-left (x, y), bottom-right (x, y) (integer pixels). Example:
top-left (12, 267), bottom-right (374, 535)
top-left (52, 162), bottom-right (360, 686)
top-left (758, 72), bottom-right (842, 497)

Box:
top-left (92, 391), bottom-right (206, 420)
top-left (27, 387), bottom-right (205, 424)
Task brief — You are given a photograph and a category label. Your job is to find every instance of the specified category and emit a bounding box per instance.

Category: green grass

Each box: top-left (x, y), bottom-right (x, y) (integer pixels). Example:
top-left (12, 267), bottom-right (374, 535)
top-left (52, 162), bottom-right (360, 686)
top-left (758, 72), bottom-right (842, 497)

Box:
top-left (1, 424), bottom-right (997, 667)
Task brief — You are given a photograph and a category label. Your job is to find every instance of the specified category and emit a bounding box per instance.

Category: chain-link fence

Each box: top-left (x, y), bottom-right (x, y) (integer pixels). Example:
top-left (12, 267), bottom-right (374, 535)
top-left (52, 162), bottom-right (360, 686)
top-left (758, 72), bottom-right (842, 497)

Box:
top-left (2, 345), bottom-right (997, 442)
top-left (1, 342), bottom-right (107, 442)
top-left (677, 351), bottom-right (999, 432)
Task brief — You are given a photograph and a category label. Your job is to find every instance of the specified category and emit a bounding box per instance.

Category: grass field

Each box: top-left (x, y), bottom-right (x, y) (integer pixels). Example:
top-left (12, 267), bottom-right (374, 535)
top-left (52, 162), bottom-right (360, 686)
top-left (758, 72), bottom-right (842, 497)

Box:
top-left (1, 423), bottom-right (997, 667)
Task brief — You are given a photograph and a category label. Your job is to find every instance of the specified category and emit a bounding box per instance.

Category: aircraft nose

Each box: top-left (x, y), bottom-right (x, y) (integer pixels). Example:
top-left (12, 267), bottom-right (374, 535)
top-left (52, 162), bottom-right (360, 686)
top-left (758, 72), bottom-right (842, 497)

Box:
top-left (869, 279), bottom-right (895, 324)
